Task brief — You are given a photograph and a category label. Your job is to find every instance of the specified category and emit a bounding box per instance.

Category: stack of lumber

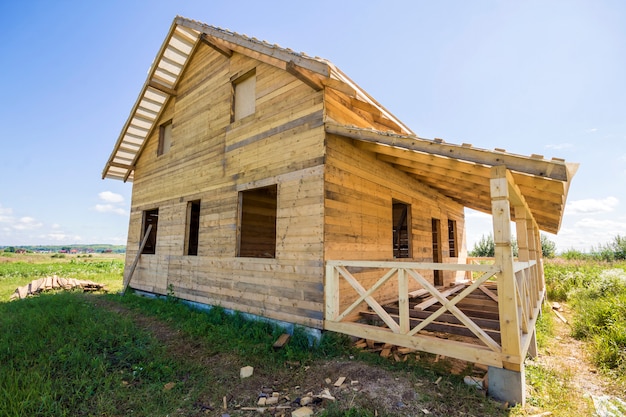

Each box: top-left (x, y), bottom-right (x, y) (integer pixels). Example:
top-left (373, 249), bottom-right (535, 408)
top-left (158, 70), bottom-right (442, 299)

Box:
top-left (10, 276), bottom-right (106, 300)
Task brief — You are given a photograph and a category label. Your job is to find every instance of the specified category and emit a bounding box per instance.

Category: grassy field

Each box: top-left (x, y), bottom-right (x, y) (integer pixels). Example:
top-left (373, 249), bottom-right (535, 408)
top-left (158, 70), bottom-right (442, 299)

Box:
top-left (1, 252), bottom-right (625, 416)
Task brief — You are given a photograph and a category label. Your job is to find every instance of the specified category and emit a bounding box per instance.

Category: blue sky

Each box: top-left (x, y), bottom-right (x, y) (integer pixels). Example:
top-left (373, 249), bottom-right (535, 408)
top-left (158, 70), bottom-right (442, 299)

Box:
top-left (1, 1), bottom-right (625, 251)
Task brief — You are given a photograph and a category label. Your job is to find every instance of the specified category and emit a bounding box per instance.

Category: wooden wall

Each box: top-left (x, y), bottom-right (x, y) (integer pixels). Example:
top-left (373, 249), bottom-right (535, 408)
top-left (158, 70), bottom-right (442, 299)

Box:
top-left (125, 43), bottom-right (326, 328)
top-left (123, 40), bottom-right (468, 329)
top-left (324, 134), bottom-right (467, 313)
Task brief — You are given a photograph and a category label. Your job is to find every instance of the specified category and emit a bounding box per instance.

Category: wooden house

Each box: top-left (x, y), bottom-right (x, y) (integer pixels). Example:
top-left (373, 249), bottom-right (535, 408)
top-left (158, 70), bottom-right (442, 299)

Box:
top-left (103, 16), bottom-right (577, 404)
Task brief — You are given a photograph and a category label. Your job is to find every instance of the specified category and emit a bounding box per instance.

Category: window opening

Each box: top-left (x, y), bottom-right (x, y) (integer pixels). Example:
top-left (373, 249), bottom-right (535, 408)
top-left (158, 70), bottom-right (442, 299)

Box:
top-left (186, 200), bottom-right (201, 256)
top-left (232, 70), bottom-right (256, 122)
top-left (237, 185), bottom-right (277, 258)
top-left (431, 218), bottom-right (443, 286)
top-left (142, 209), bottom-right (159, 254)
top-left (158, 120), bottom-right (172, 156)
top-left (392, 201), bottom-right (411, 258)
top-left (448, 219), bottom-right (458, 258)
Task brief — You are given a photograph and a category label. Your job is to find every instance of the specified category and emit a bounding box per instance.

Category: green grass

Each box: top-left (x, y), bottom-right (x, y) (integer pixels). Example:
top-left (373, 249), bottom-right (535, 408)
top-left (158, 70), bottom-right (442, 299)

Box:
top-left (542, 259), bottom-right (626, 388)
top-left (0, 253), bottom-right (124, 300)
top-left (2, 254), bottom-right (625, 415)
top-left (0, 292), bottom-right (193, 416)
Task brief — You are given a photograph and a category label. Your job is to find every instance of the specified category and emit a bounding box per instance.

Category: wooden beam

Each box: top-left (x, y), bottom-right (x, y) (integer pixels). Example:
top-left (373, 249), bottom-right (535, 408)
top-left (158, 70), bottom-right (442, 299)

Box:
top-left (123, 224), bottom-right (152, 295)
top-left (200, 33), bottom-right (233, 57)
top-left (148, 80), bottom-right (177, 96)
top-left (322, 78), bottom-right (357, 97)
top-left (175, 16), bottom-right (331, 76)
top-left (286, 61), bottom-right (323, 91)
top-left (326, 123), bottom-right (570, 181)
top-left (491, 165), bottom-right (523, 371)
top-left (414, 284), bottom-right (465, 311)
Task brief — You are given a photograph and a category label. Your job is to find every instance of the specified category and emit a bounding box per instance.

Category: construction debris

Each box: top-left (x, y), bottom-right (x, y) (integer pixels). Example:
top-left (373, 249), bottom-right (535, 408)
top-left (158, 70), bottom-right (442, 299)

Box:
top-left (240, 366), bottom-right (254, 379)
top-left (272, 333), bottom-right (290, 350)
top-left (10, 275), bottom-right (106, 300)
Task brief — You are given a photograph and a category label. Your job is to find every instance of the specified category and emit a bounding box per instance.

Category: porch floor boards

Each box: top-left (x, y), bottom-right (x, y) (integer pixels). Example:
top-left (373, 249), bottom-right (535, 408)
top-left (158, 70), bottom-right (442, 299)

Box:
top-left (358, 282), bottom-right (501, 346)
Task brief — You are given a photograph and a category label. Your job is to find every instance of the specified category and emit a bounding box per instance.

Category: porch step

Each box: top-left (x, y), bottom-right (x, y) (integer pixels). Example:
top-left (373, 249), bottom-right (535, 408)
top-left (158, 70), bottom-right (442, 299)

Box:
top-left (359, 310), bottom-right (501, 344)
top-left (361, 311), bottom-right (500, 343)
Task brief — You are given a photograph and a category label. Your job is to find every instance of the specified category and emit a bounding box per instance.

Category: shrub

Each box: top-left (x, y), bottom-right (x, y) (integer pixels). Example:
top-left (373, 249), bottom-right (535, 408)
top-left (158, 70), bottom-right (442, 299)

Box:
top-left (541, 234), bottom-right (557, 258)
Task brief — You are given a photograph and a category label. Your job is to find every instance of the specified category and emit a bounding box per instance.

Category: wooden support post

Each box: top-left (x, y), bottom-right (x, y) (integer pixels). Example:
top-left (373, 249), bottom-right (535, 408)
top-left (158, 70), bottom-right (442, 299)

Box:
top-left (122, 224), bottom-right (152, 295)
top-left (325, 263), bottom-right (340, 321)
top-left (490, 166), bottom-right (522, 371)
top-left (515, 207), bottom-right (536, 313)
top-left (398, 268), bottom-right (409, 334)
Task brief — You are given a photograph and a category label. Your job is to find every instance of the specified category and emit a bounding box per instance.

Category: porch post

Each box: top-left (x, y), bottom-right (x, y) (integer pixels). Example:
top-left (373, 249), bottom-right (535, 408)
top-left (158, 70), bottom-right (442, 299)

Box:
top-left (490, 166), bottom-right (525, 405)
top-left (515, 206), bottom-right (538, 359)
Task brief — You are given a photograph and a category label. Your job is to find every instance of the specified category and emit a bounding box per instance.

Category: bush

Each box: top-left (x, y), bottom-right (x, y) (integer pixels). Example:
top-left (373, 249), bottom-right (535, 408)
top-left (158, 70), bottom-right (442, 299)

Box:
top-left (566, 268), bottom-right (626, 376)
top-left (541, 234), bottom-right (557, 258)
top-left (469, 234), bottom-right (495, 257)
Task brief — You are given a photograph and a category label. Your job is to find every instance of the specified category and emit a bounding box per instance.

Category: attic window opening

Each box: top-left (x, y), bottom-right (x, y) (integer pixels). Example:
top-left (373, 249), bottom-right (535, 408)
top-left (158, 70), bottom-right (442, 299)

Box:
top-left (448, 219), bottom-right (458, 258)
top-left (232, 69), bottom-right (256, 122)
top-left (142, 209), bottom-right (159, 255)
top-left (392, 201), bottom-right (411, 258)
top-left (237, 185), bottom-right (277, 258)
top-left (185, 200), bottom-right (201, 256)
top-left (158, 120), bottom-right (173, 156)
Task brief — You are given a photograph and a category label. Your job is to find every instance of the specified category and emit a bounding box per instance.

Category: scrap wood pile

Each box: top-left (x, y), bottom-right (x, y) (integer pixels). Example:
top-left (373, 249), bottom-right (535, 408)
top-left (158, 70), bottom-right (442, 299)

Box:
top-left (354, 338), bottom-right (488, 378)
top-left (10, 275), bottom-right (106, 300)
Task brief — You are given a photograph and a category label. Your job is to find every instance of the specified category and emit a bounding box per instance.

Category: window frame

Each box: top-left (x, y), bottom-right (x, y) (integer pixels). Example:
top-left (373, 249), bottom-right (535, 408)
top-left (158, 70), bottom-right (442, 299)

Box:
top-left (392, 200), bottom-right (412, 258)
top-left (185, 200), bottom-right (201, 256)
top-left (448, 219), bottom-right (458, 258)
top-left (141, 208), bottom-right (159, 255)
top-left (157, 120), bottom-right (173, 156)
top-left (236, 184), bottom-right (278, 258)
top-left (231, 69), bottom-right (256, 122)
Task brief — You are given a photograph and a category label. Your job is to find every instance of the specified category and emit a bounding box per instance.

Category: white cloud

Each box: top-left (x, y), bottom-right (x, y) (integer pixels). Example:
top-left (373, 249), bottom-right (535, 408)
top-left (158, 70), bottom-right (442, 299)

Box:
top-left (0, 204), bottom-right (14, 223)
top-left (545, 143), bottom-right (573, 150)
top-left (94, 204), bottom-right (127, 216)
top-left (41, 233), bottom-right (83, 242)
top-left (12, 217), bottom-right (43, 231)
top-left (585, 128), bottom-right (598, 133)
top-left (566, 196), bottom-right (619, 215)
top-left (98, 191), bottom-right (124, 203)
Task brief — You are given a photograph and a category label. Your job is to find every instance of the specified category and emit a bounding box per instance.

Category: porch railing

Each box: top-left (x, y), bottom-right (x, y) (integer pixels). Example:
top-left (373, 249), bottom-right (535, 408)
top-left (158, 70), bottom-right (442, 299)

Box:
top-left (325, 259), bottom-right (542, 369)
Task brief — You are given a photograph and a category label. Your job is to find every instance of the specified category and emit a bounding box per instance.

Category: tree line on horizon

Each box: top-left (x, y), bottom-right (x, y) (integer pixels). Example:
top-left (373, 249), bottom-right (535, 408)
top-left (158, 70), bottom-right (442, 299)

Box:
top-left (470, 234), bottom-right (626, 261)
top-left (1, 244), bottom-right (126, 253)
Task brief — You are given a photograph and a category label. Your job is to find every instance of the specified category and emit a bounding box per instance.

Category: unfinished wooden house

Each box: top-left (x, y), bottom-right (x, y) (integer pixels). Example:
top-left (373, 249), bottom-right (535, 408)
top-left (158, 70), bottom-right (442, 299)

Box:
top-left (103, 16), bottom-right (577, 404)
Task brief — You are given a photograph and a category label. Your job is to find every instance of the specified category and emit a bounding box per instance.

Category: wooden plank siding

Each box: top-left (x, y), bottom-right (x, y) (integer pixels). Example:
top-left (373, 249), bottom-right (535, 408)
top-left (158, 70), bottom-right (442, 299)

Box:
top-left (123, 41), bottom-right (471, 330)
top-left (323, 134), bottom-right (467, 316)
top-left (125, 43), bottom-right (327, 328)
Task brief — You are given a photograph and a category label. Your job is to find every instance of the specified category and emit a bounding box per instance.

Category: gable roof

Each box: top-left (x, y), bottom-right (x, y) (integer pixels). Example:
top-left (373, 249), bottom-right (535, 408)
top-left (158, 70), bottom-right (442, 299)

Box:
top-left (103, 16), bottom-right (577, 234)
top-left (102, 16), bottom-right (410, 182)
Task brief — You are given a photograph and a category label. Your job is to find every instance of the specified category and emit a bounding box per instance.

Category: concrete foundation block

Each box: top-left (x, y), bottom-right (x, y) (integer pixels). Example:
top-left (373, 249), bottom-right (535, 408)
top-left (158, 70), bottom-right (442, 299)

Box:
top-left (487, 366), bottom-right (525, 406)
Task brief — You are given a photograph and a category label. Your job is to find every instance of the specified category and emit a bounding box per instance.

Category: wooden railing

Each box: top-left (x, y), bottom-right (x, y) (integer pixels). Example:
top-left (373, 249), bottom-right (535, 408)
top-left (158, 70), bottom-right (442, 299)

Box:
top-left (324, 259), bottom-right (543, 368)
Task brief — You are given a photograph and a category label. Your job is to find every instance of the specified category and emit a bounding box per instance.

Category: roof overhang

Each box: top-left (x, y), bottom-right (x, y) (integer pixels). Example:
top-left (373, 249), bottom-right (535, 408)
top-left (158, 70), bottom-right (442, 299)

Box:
top-left (326, 123), bottom-right (578, 234)
top-left (102, 19), bottom-right (201, 181)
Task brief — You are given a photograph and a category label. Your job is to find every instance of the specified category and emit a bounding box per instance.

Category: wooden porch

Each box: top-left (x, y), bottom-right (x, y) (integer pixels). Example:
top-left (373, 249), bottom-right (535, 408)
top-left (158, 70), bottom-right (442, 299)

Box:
top-left (324, 166), bottom-right (546, 373)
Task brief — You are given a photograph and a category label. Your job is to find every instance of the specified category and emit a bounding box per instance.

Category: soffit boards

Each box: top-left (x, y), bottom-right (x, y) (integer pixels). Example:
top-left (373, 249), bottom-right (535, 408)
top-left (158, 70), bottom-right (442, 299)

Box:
top-left (326, 123), bottom-right (577, 234)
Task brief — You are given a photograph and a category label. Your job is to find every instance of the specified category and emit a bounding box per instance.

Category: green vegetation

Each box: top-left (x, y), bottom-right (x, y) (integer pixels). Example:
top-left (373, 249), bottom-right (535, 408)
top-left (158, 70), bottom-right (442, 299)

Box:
top-left (0, 253), bottom-right (124, 299)
top-left (0, 254), bottom-right (503, 416)
top-left (1, 244), bottom-right (126, 253)
top-left (468, 233), bottom-right (556, 258)
top-left (547, 261), bottom-right (626, 379)
top-left (2, 241), bottom-right (626, 415)
top-left (561, 235), bottom-right (626, 262)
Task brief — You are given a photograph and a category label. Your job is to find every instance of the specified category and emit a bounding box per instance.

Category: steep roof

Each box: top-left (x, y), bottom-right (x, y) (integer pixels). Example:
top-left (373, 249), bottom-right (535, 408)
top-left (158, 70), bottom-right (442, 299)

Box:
top-left (102, 16), bottom-right (410, 182)
top-left (103, 16), bottom-right (577, 234)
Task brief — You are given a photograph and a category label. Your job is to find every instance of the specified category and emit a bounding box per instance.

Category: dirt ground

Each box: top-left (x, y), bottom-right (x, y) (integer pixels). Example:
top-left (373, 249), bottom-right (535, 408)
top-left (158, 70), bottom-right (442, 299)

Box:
top-left (90, 297), bottom-right (623, 417)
